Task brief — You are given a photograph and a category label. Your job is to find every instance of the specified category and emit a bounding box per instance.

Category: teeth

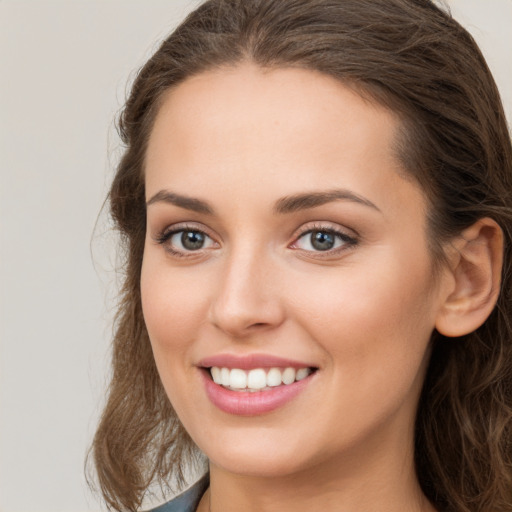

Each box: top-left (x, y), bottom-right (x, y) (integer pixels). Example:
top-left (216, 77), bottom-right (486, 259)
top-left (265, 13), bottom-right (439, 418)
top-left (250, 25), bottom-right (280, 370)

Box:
top-left (211, 366), bottom-right (221, 384)
top-left (296, 368), bottom-right (309, 381)
top-left (229, 369), bottom-right (247, 389)
top-left (247, 368), bottom-right (266, 389)
top-left (209, 366), bottom-right (313, 391)
top-left (220, 367), bottom-right (230, 386)
top-left (266, 367), bottom-right (282, 387)
top-left (282, 367), bottom-right (296, 385)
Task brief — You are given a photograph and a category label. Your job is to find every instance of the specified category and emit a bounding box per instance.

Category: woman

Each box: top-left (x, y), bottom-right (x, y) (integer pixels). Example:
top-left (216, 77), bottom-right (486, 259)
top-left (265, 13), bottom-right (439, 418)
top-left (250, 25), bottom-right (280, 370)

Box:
top-left (90, 1), bottom-right (512, 511)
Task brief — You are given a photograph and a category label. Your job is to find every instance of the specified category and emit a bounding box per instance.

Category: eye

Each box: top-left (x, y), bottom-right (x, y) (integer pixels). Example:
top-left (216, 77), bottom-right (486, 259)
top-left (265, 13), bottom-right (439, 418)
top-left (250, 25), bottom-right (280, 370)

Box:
top-left (157, 227), bottom-right (216, 255)
top-left (293, 228), bottom-right (357, 252)
top-left (174, 230), bottom-right (212, 251)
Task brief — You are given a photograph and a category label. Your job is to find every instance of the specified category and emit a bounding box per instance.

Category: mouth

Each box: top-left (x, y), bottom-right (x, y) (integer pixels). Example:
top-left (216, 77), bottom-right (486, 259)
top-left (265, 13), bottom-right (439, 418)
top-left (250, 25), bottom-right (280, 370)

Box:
top-left (198, 354), bottom-right (318, 416)
top-left (207, 366), bottom-right (316, 392)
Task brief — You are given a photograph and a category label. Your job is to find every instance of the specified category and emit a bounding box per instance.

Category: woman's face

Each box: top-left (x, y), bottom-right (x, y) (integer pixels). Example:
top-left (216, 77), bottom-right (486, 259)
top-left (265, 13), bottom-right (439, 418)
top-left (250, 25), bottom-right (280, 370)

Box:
top-left (141, 64), bottom-right (450, 478)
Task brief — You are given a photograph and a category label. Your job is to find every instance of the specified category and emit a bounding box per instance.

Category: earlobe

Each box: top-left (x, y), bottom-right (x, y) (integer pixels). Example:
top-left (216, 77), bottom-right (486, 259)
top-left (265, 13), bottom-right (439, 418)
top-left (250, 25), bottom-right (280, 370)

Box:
top-left (435, 218), bottom-right (504, 338)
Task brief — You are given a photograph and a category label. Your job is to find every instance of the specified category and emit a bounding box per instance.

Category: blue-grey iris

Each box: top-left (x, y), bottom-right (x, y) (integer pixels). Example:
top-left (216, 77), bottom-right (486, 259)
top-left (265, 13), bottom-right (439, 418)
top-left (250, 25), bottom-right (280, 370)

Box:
top-left (182, 231), bottom-right (205, 250)
top-left (311, 231), bottom-right (335, 251)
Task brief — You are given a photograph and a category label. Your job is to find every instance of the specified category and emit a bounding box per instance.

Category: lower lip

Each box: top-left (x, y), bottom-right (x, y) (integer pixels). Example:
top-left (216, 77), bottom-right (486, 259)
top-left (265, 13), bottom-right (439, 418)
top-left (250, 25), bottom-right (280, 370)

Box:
top-left (201, 370), bottom-right (314, 416)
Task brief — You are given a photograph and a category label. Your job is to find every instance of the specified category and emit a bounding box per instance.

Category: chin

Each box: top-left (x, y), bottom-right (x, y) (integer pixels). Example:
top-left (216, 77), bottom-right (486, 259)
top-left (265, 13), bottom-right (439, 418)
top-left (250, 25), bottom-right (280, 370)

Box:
top-left (210, 449), bottom-right (310, 478)
top-left (193, 424), bottom-right (322, 478)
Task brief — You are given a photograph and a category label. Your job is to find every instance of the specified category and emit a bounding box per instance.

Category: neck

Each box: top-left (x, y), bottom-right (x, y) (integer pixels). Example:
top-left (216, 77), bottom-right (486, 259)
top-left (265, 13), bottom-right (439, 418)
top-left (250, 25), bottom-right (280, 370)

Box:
top-left (203, 464), bottom-right (434, 512)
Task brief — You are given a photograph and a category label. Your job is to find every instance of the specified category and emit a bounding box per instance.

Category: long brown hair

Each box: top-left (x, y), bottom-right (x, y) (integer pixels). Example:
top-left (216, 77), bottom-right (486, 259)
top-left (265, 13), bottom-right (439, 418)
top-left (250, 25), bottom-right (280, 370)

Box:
top-left (90, 1), bottom-right (512, 510)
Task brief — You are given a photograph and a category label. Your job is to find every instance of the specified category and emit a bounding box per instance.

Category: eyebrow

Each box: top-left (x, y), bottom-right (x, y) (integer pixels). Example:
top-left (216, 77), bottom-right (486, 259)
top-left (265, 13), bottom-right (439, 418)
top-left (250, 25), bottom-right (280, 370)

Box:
top-left (146, 188), bottom-right (380, 215)
top-left (274, 189), bottom-right (381, 214)
top-left (146, 190), bottom-right (214, 215)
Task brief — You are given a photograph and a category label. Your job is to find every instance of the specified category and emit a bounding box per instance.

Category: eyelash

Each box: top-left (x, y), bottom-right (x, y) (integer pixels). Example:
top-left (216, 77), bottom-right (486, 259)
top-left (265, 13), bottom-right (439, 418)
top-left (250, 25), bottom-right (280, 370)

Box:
top-left (154, 223), bottom-right (215, 258)
top-left (291, 223), bottom-right (358, 257)
top-left (154, 223), bottom-right (358, 258)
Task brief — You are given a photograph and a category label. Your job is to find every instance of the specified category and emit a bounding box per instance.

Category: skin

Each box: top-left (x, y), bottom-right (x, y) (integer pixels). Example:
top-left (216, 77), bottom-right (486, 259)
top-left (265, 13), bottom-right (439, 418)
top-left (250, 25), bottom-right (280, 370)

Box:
top-left (141, 63), bottom-right (449, 511)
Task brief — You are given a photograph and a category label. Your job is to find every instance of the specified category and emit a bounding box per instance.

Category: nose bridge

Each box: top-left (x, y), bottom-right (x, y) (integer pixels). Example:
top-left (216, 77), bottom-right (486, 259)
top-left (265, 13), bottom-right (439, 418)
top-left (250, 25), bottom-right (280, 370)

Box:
top-left (209, 239), bottom-right (284, 336)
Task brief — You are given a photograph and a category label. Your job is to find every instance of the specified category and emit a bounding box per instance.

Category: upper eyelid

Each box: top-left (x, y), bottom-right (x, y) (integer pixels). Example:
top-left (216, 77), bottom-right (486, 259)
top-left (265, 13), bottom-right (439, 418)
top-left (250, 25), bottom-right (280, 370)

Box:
top-left (291, 221), bottom-right (358, 239)
top-left (157, 222), bottom-right (217, 240)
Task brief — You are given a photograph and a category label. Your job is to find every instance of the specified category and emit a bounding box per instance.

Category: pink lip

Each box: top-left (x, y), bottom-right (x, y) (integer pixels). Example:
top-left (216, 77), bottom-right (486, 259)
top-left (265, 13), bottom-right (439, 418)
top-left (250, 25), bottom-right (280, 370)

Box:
top-left (200, 368), bottom-right (316, 416)
top-left (198, 353), bottom-right (315, 370)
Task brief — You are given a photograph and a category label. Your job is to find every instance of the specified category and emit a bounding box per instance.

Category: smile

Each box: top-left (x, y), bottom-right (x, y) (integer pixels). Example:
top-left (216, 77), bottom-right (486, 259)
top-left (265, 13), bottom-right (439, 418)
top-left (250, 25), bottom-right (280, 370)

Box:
top-left (198, 355), bottom-right (318, 416)
top-left (210, 366), bottom-right (312, 392)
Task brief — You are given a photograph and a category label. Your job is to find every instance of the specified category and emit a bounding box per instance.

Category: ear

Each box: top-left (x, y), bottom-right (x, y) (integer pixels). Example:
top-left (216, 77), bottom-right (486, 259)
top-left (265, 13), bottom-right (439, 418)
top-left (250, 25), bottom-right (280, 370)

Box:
top-left (435, 217), bottom-right (504, 337)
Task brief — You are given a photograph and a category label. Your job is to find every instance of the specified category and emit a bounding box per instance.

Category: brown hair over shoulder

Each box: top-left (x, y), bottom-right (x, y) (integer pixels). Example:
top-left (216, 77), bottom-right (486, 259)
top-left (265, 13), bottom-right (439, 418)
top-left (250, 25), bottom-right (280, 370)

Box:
top-left (89, 1), bottom-right (512, 510)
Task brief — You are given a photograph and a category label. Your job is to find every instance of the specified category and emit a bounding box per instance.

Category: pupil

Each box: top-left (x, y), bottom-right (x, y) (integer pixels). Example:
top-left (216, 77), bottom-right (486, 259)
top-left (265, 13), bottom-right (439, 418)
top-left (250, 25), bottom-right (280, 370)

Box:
top-left (181, 231), bottom-right (205, 250)
top-left (311, 231), bottom-right (334, 251)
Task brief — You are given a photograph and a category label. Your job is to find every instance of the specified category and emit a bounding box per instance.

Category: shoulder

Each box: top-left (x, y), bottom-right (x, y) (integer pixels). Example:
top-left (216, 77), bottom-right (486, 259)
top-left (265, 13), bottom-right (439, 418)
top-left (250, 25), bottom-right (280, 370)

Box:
top-left (146, 474), bottom-right (209, 512)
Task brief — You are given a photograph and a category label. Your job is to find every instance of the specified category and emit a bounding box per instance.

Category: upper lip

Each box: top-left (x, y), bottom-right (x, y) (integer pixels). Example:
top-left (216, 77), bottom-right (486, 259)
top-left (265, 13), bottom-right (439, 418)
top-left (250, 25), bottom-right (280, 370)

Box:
top-left (198, 353), bottom-right (317, 370)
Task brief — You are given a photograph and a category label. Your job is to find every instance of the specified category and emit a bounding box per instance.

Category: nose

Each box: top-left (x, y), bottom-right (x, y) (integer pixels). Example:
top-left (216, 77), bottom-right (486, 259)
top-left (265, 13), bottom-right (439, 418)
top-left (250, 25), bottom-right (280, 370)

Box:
top-left (209, 246), bottom-right (286, 338)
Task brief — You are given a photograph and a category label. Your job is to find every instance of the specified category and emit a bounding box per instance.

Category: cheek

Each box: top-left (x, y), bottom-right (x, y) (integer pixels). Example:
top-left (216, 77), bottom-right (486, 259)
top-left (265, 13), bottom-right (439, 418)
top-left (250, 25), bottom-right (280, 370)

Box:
top-left (140, 253), bottom-right (214, 418)
top-left (140, 253), bottom-right (211, 360)
top-left (293, 249), bottom-right (437, 387)
top-left (285, 256), bottom-right (437, 449)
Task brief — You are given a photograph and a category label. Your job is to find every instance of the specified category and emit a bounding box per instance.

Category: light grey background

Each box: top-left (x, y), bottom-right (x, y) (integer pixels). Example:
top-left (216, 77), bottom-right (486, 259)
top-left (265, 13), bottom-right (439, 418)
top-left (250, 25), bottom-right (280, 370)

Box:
top-left (0, 1), bottom-right (510, 511)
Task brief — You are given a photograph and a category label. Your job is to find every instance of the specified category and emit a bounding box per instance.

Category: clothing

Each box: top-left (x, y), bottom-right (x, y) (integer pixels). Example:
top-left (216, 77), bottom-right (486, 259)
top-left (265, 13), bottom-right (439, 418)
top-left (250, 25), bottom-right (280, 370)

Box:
top-left (148, 474), bottom-right (209, 512)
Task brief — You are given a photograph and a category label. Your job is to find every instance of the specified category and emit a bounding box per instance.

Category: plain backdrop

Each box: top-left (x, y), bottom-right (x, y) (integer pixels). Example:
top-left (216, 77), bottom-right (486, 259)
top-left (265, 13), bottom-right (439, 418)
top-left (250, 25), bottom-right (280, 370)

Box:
top-left (0, 1), bottom-right (510, 511)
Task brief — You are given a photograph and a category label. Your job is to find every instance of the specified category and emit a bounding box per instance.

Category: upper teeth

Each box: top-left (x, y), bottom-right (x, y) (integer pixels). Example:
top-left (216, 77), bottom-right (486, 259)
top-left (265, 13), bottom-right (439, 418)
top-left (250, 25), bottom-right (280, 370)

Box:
top-left (210, 366), bottom-right (312, 391)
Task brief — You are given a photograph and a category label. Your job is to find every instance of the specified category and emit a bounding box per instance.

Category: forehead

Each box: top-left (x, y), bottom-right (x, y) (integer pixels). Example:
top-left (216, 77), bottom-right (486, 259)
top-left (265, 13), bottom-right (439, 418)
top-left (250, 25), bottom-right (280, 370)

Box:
top-left (144, 63), bottom-right (424, 222)
top-left (147, 64), bottom-right (400, 160)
